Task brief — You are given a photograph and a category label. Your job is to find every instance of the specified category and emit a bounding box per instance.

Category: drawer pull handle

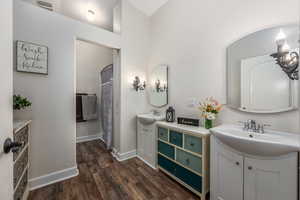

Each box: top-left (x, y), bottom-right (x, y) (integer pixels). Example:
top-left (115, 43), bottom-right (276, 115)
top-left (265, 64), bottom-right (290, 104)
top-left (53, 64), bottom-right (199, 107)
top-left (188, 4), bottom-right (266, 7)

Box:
top-left (190, 143), bottom-right (195, 146)
top-left (248, 166), bottom-right (253, 170)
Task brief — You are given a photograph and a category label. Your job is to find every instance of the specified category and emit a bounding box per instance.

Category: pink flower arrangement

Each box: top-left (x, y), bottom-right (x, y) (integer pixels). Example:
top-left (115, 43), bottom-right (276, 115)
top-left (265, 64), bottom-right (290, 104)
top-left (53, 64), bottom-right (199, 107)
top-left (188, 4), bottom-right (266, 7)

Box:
top-left (199, 97), bottom-right (222, 120)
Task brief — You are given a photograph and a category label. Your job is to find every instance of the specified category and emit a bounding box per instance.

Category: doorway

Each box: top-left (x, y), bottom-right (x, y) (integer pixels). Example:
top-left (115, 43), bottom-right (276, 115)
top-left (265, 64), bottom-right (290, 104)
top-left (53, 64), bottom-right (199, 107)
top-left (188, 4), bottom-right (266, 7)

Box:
top-left (75, 39), bottom-right (119, 150)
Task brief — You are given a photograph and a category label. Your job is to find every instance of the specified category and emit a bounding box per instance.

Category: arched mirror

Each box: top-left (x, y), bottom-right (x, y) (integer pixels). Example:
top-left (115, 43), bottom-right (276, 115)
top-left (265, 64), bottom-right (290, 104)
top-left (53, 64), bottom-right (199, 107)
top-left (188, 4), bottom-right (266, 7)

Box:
top-left (148, 65), bottom-right (168, 107)
top-left (227, 24), bottom-right (299, 113)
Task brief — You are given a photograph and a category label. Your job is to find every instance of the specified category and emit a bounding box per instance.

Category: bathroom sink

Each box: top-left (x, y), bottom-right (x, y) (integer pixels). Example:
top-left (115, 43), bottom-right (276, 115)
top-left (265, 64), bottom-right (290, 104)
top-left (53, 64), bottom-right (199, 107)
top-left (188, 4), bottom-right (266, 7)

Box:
top-left (210, 125), bottom-right (300, 156)
top-left (137, 113), bottom-right (165, 125)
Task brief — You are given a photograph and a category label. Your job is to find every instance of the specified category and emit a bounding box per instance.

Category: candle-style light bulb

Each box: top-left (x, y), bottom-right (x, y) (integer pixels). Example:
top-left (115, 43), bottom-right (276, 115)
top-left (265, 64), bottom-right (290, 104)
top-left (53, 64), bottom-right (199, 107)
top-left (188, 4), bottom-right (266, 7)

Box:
top-left (276, 29), bottom-right (287, 45)
top-left (281, 42), bottom-right (290, 53)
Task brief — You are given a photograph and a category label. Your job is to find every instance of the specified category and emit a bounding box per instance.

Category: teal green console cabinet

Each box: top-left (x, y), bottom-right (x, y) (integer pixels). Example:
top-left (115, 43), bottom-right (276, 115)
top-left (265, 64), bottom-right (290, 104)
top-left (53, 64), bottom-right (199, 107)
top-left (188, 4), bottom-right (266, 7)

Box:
top-left (157, 121), bottom-right (210, 199)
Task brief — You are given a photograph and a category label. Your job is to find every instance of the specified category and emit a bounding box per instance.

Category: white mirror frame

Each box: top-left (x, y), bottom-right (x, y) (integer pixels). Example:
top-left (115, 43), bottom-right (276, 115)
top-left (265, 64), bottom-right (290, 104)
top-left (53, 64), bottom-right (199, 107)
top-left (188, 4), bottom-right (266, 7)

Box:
top-left (226, 23), bottom-right (299, 114)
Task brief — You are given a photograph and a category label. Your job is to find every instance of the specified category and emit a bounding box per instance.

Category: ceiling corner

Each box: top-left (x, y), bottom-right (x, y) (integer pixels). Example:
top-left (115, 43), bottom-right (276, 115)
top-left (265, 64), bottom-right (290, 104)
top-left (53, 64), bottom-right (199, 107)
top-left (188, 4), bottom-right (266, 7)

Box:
top-left (128, 0), bottom-right (169, 16)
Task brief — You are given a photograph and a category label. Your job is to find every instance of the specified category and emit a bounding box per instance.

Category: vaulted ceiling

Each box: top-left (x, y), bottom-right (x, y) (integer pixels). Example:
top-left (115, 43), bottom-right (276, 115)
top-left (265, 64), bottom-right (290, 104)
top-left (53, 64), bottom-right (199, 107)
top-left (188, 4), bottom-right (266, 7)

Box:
top-left (128, 0), bottom-right (169, 16)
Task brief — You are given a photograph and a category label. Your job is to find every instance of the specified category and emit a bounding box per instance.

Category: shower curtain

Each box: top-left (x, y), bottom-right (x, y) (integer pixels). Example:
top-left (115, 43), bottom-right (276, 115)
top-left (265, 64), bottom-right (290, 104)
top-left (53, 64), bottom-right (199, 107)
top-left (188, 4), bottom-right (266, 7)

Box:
top-left (101, 65), bottom-right (113, 150)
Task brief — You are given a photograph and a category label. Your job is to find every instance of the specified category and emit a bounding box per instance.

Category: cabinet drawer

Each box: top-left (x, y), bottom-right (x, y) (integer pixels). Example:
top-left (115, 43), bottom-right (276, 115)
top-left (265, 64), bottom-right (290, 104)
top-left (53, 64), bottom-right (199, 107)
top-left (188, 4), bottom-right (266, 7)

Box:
top-left (158, 154), bottom-right (202, 193)
top-left (175, 162), bottom-right (202, 193)
top-left (158, 154), bottom-right (176, 175)
top-left (169, 130), bottom-right (183, 147)
top-left (14, 148), bottom-right (28, 188)
top-left (158, 141), bottom-right (175, 159)
top-left (13, 126), bottom-right (28, 161)
top-left (176, 149), bottom-right (202, 173)
top-left (184, 135), bottom-right (202, 154)
top-left (158, 127), bottom-right (168, 141)
top-left (14, 169), bottom-right (28, 200)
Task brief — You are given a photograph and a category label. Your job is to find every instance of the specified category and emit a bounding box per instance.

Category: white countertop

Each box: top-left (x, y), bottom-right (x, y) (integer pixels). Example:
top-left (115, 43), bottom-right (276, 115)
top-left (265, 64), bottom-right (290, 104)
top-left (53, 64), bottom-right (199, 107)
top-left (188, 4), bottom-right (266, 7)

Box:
top-left (13, 120), bottom-right (32, 133)
top-left (156, 121), bottom-right (211, 136)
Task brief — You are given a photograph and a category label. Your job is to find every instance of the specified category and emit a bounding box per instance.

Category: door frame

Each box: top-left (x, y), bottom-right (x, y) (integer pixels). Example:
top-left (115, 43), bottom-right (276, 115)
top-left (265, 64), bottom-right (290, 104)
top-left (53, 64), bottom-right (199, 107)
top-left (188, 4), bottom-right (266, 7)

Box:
top-left (0, 0), bottom-right (14, 199)
top-left (73, 37), bottom-right (121, 152)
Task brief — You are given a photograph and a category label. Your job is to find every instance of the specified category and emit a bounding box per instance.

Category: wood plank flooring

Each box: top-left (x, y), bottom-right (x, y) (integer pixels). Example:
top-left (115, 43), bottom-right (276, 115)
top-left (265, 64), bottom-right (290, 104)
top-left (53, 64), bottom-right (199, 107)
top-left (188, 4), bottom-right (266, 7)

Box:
top-left (28, 140), bottom-right (203, 200)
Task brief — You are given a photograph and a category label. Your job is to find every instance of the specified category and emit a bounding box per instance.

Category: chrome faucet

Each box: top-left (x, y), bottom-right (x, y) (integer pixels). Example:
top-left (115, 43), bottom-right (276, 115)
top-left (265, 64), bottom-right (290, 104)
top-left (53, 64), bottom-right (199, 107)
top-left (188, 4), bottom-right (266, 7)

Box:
top-left (238, 120), bottom-right (271, 134)
top-left (247, 119), bottom-right (256, 130)
top-left (257, 124), bottom-right (271, 134)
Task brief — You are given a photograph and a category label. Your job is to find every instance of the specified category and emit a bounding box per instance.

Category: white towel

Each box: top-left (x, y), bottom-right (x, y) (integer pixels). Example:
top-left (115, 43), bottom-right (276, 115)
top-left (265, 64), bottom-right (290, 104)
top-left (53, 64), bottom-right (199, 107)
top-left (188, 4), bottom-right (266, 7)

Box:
top-left (82, 95), bottom-right (98, 121)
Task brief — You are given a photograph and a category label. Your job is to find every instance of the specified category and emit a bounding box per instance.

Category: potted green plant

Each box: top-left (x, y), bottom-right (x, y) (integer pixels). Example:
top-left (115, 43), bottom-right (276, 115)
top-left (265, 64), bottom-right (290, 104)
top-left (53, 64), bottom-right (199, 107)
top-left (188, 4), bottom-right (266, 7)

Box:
top-left (13, 95), bottom-right (32, 110)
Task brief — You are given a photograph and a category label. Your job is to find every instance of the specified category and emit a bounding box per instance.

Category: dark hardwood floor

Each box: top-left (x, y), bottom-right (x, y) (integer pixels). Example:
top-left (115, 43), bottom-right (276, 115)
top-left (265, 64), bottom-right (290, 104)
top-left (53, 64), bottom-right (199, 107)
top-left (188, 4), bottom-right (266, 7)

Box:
top-left (28, 140), bottom-right (201, 200)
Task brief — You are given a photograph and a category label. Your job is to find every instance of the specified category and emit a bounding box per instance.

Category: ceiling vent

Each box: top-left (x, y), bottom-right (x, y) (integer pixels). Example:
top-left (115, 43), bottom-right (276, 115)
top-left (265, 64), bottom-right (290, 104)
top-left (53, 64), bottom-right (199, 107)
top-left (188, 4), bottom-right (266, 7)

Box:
top-left (37, 1), bottom-right (53, 11)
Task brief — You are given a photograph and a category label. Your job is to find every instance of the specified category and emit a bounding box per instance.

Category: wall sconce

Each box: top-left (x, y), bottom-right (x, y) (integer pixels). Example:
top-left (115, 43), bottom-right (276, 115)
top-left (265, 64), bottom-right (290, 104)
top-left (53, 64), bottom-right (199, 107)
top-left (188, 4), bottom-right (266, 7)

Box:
top-left (270, 29), bottom-right (299, 80)
top-left (133, 76), bottom-right (146, 91)
top-left (155, 79), bottom-right (167, 93)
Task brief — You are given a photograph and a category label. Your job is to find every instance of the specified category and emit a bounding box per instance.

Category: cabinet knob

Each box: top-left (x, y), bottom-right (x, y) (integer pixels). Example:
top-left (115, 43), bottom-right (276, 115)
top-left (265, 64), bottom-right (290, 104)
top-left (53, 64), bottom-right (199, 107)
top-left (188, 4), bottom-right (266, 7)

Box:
top-left (236, 162), bottom-right (240, 166)
top-left (248, 166), bottom-right (253, 170)
top-left (190, 143), bottom-right (195, 146)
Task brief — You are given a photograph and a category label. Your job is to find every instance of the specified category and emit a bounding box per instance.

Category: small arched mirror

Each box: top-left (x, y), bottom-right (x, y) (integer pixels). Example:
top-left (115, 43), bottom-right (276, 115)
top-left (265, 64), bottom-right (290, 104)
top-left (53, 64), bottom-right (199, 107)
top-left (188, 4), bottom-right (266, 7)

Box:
top-left (148, 65), bottom-right (168, 107)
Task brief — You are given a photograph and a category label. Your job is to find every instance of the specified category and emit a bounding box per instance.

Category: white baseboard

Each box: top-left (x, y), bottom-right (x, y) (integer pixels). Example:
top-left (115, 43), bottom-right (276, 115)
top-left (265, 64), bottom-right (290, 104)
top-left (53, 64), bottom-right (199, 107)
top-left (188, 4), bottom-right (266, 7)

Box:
top-left (111, 148), bottom-right (118, 159)
top-left (76, 134), bottom-right (102, 143)
top-left (136, 155), bottom-right (157, 170)
top-left (111, 148), bottom-right (137, 162)
top-left (29, 166), bottom-right (79, 191)
top-left (111, 150), bottom-right (157, 170)
top-left (99, 136), bottom-right (105, 143)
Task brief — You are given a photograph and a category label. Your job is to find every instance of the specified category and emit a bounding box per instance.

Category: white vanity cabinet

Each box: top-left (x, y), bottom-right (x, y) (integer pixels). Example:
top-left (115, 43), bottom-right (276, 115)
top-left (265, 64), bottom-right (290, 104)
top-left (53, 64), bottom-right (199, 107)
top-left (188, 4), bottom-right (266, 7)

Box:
top-left (137, 113), bottom-right (164, 168)
top-left (211, 137), bottom-right (244, 200)
top-left (244, 155), bottom-right (298, 200)
top-left (137, 122), bottom-right (157, 168)
top-left (211, 136), bottom-right (298, 200)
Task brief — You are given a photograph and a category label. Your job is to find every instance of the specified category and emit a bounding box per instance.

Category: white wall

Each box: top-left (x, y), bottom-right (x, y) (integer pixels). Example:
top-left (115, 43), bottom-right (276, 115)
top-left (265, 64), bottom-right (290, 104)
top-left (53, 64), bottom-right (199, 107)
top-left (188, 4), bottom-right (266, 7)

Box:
top-left (112, 2), bottom-right (122, 151)
top-left (118, 0), bottom-right (150, 153)
top-left (113, 1), bottom-right (121, 34)
top-left (149, 0), bottom-right (300, 133)
top-left (76, 40), bottom-right (113, 139)
top-left (13, 0), bottom-right (120, 180)
top-left (22, 0), bottom-right (120, 31)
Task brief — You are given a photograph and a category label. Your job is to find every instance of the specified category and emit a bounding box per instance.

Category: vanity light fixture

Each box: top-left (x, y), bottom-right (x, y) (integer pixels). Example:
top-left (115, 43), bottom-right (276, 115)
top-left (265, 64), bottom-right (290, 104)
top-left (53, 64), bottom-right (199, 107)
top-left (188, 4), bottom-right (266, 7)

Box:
top-left (271, 29), bottom-right (299, 80)
top-left (133, 76), bottom-right (146, 91)
top-left (86, 9), bottom-right (95, 21)
top-left (155, 79), bottom-right (167, 92)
